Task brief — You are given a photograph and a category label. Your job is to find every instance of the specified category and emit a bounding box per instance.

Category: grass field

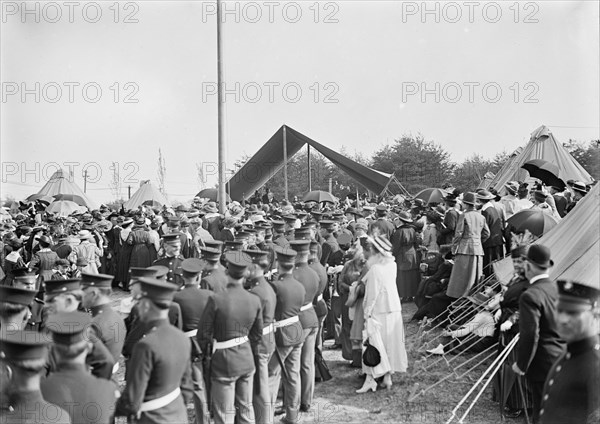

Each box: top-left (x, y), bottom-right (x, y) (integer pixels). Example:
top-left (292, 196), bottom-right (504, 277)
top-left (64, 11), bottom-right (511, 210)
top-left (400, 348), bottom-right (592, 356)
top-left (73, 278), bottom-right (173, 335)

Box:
top-left (110, 291), bottom-right (520, 424)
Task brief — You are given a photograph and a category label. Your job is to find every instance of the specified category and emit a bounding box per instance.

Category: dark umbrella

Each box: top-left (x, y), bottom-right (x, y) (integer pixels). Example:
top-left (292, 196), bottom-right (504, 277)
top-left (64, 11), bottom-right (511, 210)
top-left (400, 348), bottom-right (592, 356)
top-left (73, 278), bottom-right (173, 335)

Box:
top-left (302, 190), bottom-right (336, 204)
top-left (53, 193), bottom-right (88, 207)
top-left (414, 188), bottom-right (447, 205)
top-left (196, 188), bottom-right (231, 202)
top-left (506, 209), bottom-right (558, 237)
top-left (521, 159), bottom-right (566, 190)
top-left (26, 194), bottom-right (54, 203)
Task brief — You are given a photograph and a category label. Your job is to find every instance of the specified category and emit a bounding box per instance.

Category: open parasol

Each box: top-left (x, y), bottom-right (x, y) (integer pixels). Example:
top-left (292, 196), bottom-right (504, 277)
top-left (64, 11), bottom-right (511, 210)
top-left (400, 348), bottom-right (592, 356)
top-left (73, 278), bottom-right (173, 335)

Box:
top-left (302, 190), bottom-right (336, 204)
top-left (413, 188), bottom-right (447, 205)
top-left (521, 159), bottom-right (566, 190)
top-left (506, 209), bottom-right (558, 237)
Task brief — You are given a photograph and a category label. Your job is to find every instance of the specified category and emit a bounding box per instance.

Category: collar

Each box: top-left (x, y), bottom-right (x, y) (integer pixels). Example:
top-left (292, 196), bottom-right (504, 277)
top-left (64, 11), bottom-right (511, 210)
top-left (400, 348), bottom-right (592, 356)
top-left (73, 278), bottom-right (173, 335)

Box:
top-left (90, 303), bottom-right (110, 317)
top-left (481, 202), bottom-right (494, 211)
top-left (528, 274), bottom-right (549, 285)
top-left (567, 335), bottom-right (600, 355)
top-left (146, 318), bottom-right (169, 330)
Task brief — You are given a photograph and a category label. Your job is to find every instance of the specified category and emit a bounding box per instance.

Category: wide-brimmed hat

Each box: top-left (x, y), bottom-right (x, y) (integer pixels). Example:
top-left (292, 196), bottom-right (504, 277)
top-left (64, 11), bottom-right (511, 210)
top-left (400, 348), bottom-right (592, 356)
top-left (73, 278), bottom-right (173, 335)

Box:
top-left (504, 181), bottom-right (519, 195)
top-left (462, 192), bottom-right (477, 206)
top-left (368, 235), bottom-right (393, 257)
top-left (203, 202), bottom-right (218, 214)
top-left (524, 244), bottom-right (554, 269)
top-left (476, 190), bottom-right (495, 201)
top-left (572, 181), bottom-right (587, 194)
top-left (77, 230), bottom-right (94, 240)
top-left (397, 211), bottom-right (413, 223)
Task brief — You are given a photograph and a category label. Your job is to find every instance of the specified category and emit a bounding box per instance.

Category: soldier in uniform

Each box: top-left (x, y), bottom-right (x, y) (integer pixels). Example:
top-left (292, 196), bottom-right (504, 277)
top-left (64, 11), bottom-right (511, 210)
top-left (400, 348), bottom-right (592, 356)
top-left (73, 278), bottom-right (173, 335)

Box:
top-left (80, 272), bottom-right (126, 365)
top-left (199, 247), bottom-right (228, 293)
top-left (152, 233), bottom-right (184, 287)
top-left (166, 216), bottom-right (191, 259)
top-left (44, 279), bottom-right (115, 380)
top-left (271, 220), bottom-right (289, 248)
top-left (11, 270), bottom-right (47, 332)
top-left (268, 246), bottom-right (306, 424)
top-left (289, 240), bottom-right (319, 412)
top-left (319, 220), bottom-right (340, 267)
top-left (368, 205), bottom-right (395, 240)
top-left (308, 240), bottom-right (328, 358)
top-left (244, 249), bottom-right (277, 424)
top-left (0, 330), bottom-right (71, 424)
top-left (116, 277), bottom-right (193, 423)
top-left (173, 258), bottom-right (213, 424)
top-left (198, 251), bottom-right (263, 424)
top-left (0, 286), bottom-right (37, 334)
top-left (539, 280), bottom-right (600, 424)
top-left (41, 311), bottom-right (119, 424)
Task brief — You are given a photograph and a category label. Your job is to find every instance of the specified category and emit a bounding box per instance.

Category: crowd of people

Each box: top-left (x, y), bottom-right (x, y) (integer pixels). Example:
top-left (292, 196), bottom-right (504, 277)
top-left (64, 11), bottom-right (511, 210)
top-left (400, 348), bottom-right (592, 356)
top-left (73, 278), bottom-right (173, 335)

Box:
top-left (0, 177), bottom-right (597, 424)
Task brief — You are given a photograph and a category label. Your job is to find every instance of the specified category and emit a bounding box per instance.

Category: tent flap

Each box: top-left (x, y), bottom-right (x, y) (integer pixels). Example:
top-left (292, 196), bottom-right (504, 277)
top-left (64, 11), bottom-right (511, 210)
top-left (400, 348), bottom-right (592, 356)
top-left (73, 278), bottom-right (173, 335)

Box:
top-left (226, 125), bottom-right (392, 201)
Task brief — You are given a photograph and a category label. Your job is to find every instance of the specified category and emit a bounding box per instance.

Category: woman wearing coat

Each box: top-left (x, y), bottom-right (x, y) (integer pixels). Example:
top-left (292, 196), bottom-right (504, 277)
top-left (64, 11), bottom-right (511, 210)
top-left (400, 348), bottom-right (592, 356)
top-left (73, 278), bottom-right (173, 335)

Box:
top-left (356, 235), bottom-right (408, 393)
top-left (446, 192), bottom-right (490, 299)
top-left (127, 216), bottom-right (152, 268)
top-left (391, 212), bottom-right (421, 301)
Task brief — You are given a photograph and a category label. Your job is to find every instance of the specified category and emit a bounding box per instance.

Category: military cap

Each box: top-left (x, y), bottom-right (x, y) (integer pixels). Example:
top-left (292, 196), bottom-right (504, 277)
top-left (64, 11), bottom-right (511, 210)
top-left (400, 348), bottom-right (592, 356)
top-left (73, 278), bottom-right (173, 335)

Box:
top-left (161, 233), bottom-right (181, 244)
top-left (167, 216), bottom-right (181, 226)
top-left (80, 272), bottom-right (114, 289)
top-left (235, 231), bottom-right (251, 241)
top-left (225, 251), bottom-right (253, 279)
top-left (137, 277), bottom-right (177, 302)
top-left (244, 228), bottom-right (258, 234)
top-left (270, 220), bottom-right (285, 230)
top-left (0, 286), bottom-right (37, 306)
top-left (319, 220), bottom-right (336, 230)
top-left (47, 311), bottom-right (92, 345)
top-left (289, 239), bottom-right (310, 254)
top-left (200, 247), bottom-right (222, 262)
top-left (243, 249), bottom-right (269, 264)
top-left (337, 233), bottom-right (353, 249)
top-left (557, 280), bottom-right (600, 312)
top-left (130, 267), bottom-right (158, 279)
top-left (224, 240), bottom-right (244, 251)
top-left (294, 227), bottom-right (312, 240)
top-left (375, 204), bottom-right (389, 213)
top-left (45, 279), bottom-right (81, 297)
top-left (0, 330), bottom-right (49, 362)
top-left (310, 211), bottom-right (324, 219)
top-left (181, 258), bottom-right (204, 274)
top-left (282, 214), bottom-right (297, 222)
top-left (204, 240), bottom-right (224, 251)
top-left (147, 265), bottom-right (169, 280)
top-left (274, 245), bottom-right (297, 265)
top-left (12, 268), bottom-right (37, 284)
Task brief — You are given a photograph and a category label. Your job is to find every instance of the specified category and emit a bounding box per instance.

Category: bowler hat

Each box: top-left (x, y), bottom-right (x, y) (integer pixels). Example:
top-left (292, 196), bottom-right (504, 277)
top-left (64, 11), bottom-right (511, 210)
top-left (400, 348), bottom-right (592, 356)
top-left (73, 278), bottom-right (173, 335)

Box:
top-left (476, 190), bottom-right (495, 201)
top-left (524, 244), bottom-right (554, 269)
top-left (462, 192), bottom-right (477, 206)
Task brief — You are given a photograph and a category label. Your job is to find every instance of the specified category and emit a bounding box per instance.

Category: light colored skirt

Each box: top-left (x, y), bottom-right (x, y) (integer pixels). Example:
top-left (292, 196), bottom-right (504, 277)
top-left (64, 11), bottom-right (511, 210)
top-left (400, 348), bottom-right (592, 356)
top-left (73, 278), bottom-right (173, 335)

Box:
top-left (362, 311), bottom-right (408, 378)
top-left (446, 254), bottom-right (482, 298)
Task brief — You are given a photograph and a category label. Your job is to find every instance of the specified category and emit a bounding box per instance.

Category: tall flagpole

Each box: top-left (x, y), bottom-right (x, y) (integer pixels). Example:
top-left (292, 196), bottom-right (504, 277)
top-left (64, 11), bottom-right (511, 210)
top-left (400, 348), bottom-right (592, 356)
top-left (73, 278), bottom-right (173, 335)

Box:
top-left (217, 0), bottom-right (227, 214)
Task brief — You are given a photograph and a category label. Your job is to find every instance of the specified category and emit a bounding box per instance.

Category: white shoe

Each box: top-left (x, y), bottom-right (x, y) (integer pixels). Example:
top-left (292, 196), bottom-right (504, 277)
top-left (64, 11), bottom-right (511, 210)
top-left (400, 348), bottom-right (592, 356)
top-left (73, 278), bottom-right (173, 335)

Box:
top-left (426, 343), bottom-right (445, 355)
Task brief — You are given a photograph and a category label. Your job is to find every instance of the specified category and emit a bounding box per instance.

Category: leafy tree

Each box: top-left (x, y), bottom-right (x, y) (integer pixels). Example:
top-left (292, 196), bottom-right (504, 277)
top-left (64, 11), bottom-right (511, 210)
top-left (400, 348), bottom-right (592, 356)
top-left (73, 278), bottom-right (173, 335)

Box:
top-left (564, 139), bottom-right (600, 180)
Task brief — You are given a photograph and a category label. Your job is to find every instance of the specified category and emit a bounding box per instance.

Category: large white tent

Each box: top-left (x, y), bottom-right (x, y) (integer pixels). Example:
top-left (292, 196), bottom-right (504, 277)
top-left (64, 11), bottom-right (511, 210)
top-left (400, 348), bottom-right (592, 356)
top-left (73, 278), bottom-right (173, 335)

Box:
top-left (123, 180), bottom-right (170, 210)
top-left (27, 169), bottom-right (98, 210)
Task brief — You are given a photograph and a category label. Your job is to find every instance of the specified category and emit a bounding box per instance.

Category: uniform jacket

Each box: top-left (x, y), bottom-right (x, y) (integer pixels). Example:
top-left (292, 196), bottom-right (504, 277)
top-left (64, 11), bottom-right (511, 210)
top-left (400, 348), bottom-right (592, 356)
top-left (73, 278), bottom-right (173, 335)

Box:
top-left (292, 263), bottom-right (319, 329)
top-left (270, 274), bottom-right (306, 347)
top-left (517, 277), bottom-right (566, 381)
top-left (41, 362), bottom-right (118, 424)
top-left (320, 235), bottom-right (340, 267)
top-left (368, 218), bottom-right (395, 241)
top-left (116, 319), bottom-right (193, 424)
top-left (173, 285), bottom-right (213, 357)
top-left (1, 390), bottom-right (71, 424)
top-left (197, 284), bottom-right (263, 378)
top-left (90, 303), bottom-right (126, 363)
top-left (309, 260), bottom-right (328, 319)
top-left (247, 276), bottom-right (277, 353)
top-left (539, 335), bottom-right (600, 424)
top-left (48, 332), bottom-right (114, 380)
top-left (200, 267), bottom-right (227, 293)
top-left (152, 256), bottom-right (184, 287)
top-left (451, 210), bottom-right (490, 256)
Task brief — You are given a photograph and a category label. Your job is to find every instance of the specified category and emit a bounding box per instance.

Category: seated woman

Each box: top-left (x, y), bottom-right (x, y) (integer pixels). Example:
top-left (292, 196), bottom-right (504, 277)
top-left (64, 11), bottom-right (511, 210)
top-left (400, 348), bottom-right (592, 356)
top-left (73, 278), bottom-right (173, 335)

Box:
top-left (413, 248), bottom-right (454, 313)
top-left (427, 292), bottom-right (501, 355)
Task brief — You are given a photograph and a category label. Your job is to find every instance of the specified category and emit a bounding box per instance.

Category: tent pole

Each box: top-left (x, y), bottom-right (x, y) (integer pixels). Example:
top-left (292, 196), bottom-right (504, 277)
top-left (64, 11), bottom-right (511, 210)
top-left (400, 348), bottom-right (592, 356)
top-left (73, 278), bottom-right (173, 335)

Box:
top-left (283, 125), bottom-right (289, 200)
top-left (307, 144), bottom-right (312, 192)
top-left (216, 0), bottom-right (227, 213)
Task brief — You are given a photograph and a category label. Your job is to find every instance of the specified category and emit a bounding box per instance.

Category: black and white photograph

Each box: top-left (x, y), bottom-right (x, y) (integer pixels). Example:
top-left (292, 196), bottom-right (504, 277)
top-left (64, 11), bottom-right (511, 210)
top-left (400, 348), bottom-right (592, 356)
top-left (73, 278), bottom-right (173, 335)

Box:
top-left (1, 1), bottom-right (599, 423)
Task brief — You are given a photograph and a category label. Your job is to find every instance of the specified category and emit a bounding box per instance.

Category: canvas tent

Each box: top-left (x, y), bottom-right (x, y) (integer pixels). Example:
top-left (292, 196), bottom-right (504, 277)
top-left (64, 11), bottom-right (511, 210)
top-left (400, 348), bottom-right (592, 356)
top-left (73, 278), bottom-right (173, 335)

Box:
top-left (226, 125), bottom-right (407, 201)
top-left (537, 183), bottom-right (599, 287)
top-left (123, 180), bottom-right (170, 210)
top-left (479, 147), bottom-right (522, 189)
top-left (27, 169), bottom-right (98, 210)
top-left (487, 125), bottom-right (592, 192)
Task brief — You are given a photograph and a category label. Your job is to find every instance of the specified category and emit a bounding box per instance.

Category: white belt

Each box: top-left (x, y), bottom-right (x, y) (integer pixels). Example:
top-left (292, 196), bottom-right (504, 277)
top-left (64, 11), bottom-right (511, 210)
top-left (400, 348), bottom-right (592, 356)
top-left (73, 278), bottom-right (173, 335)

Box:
top-left (213, 335), bottom-right (249, 352)
top-left (300, 303), bottom-right (313, 311)
top-left (112, 362), bottom-right (120, 375)
top-left (138, 387), bottom-right (181, 415)
top-left (274, 315), bottom-right (299, 329)
top-left (184, 329), bottom-right (197, 338)
top-left (262, 323), bottom-right (274, 336)
top-left (316, 294), bottom-right (323, 302)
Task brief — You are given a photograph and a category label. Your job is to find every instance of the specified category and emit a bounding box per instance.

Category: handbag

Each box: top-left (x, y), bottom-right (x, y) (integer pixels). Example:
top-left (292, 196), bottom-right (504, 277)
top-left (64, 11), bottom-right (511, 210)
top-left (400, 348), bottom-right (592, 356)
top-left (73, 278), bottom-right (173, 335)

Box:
top-left (362, 339), bottom-right (381, 367)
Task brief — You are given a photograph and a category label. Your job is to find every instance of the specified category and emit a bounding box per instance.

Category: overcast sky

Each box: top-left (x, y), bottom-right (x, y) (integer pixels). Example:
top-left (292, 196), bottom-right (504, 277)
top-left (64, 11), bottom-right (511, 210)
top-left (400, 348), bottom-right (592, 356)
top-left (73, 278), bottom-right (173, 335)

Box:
top-left (2, 0), bottom-right (599, 203)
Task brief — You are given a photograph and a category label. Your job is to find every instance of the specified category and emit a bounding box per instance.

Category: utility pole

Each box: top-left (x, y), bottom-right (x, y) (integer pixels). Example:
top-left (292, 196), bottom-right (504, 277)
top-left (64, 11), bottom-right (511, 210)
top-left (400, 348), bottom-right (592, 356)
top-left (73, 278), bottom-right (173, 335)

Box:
top-left (83, 169), bottom-right (87, 193)
top-left (216, 0), bottom-right (227, 212)
top-left (307, 144), bottom-right (312, 192)
top-left (283, 125), bottom-right (288, 200)
top-left (128, 185), bottom-right (131, 199)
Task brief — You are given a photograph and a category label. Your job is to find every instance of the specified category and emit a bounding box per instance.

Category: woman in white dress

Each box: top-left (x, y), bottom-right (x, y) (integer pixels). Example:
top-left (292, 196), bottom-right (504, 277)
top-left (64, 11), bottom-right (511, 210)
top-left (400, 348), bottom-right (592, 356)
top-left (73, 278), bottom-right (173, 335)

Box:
top-left (356, 235), bottom-right (408, 393)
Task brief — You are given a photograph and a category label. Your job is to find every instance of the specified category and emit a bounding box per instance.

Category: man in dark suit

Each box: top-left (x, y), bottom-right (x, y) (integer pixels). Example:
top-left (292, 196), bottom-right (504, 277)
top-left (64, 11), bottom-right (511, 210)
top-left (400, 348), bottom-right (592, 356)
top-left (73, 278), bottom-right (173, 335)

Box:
top-left (173, 258), bottom-right (213, 424)
top-left (478, 190), bottom-right (504, 276)
top-left (198, 251), bottom-right (263, 424)
top-left (116, 277), bottom-right (193, 422)
top-left (539, 280), bottom-right (600, 424)
top-left (512, 245), bottom-right (565, 423)
top-left (368, 204), bottom-right (395, 240)
top-left (439, 194), bottom-right (460, 246)
top-left (548, 186), bottom-right (568, 218)
top-left (41, 311), bottom-right (119, 424)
